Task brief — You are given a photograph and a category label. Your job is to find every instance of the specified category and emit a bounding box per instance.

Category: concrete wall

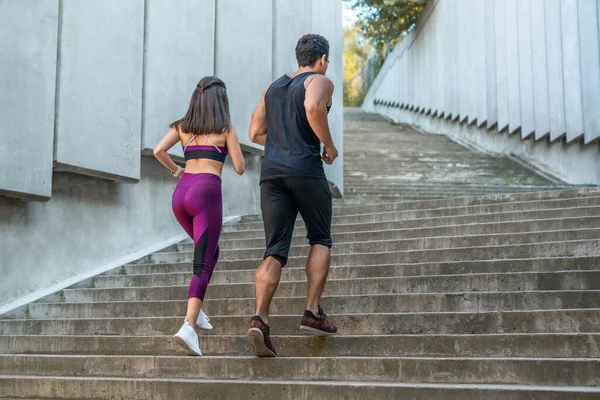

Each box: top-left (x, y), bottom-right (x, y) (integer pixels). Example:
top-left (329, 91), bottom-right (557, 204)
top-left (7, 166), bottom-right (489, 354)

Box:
top-left (0, 1), bottom-right (58, 201)
top-left (54, 0), bottom-right (144, 182)
top-left (0, 0), bottom-right (342, 308)
top-left (363, 0), bottom-right (600, 185)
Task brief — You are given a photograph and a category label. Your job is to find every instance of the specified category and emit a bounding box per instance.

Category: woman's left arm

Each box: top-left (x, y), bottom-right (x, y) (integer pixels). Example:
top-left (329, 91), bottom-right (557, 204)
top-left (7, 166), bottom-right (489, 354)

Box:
top-left (153, 127), bottom-right (182, 175)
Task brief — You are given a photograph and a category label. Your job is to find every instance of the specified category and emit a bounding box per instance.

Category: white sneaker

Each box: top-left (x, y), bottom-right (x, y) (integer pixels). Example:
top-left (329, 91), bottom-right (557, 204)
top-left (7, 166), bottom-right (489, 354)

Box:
top-left (173, 321), bottom-right (202, 356)
top-left (196, 309), bottom-right (213, 330)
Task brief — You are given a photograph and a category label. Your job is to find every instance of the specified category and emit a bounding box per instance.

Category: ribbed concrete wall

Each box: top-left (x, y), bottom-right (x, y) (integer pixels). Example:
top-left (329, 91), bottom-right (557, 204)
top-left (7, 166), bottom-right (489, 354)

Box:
top-left (364, 0), bottom-right (600, 185)
top-left (0, 0), bottom-right (342, 307)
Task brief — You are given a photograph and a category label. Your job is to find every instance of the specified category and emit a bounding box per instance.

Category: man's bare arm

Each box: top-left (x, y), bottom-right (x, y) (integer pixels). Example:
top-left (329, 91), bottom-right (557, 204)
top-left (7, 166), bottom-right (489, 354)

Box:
top-left (249, 90), bottom-right (268, 146)
top-left (305, 75), bottom-right (338, 164)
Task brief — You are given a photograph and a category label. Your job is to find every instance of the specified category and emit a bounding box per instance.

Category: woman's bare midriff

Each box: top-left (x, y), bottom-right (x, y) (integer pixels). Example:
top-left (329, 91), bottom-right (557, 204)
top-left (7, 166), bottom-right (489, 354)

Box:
top-left (184, 159), bottom-right (224, 177)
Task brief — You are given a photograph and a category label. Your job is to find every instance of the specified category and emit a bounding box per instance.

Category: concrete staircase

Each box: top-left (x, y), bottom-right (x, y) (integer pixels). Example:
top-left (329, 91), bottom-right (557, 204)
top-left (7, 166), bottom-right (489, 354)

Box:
top-left (1, 110), bottom-right (600, 399)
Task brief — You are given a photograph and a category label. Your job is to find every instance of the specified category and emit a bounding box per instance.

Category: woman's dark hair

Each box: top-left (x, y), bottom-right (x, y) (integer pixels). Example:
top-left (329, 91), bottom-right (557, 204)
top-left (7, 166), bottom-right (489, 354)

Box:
top-left (170, 76), bottom-right (231, 135)
top-left (296, 34), bottom-right (330, 67)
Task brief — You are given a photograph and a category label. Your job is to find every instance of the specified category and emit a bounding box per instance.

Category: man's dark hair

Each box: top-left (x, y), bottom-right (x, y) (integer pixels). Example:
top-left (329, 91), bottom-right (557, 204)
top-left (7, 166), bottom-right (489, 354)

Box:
top-left (170, 76), bottom-right (231, 135)
top-left (295, 34), bottom-right (329, 67)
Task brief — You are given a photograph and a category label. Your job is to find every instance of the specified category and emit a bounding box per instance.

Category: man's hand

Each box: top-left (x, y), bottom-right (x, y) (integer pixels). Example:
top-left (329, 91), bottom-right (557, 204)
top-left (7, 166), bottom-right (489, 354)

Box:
top-left (322, 145), bottom-right (338, 165)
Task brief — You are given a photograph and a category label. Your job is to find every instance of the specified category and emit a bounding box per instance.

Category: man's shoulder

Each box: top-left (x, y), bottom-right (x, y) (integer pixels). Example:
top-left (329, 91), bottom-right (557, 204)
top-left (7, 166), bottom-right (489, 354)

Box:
top-left (305, 74), bottom-right (334, 89)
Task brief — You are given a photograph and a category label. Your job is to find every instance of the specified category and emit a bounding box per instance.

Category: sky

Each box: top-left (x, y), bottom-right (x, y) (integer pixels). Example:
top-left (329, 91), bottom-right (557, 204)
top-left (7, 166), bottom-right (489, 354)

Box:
top-left (343, 2), bottom-right (359, 28)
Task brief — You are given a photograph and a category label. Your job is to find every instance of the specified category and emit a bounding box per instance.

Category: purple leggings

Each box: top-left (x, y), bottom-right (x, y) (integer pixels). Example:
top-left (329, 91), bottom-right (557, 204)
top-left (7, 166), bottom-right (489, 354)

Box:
top-left (172, 173), bottom-right (223, 300)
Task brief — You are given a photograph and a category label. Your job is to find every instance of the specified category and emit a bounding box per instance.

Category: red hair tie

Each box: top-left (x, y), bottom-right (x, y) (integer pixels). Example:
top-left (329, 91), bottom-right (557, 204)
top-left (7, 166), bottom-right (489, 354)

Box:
top-left (199, 87), bottom-right (205, 94)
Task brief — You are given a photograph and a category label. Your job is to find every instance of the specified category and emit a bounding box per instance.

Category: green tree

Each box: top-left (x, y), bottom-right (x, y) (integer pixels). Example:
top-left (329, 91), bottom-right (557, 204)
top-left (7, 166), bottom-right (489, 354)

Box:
top-left (348, 0), bottom-right (427, 52)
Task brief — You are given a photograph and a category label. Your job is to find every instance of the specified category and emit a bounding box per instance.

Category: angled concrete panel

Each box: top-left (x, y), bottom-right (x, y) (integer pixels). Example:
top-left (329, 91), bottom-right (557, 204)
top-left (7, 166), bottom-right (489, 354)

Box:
top-left (473, 0), bottom-right (487, 127)
top-left (505, 0), bottom-right (521, 134)
top-left (274, 0), bottom-right (312, 78)
top-left (484, 1), bottom-right (498, 129)
top-left (433, 5), bottom-right (445, 117)
top-left (457, 0), bottom-right (469, 122)
top-left (408, 46), bottom-right (416, 111)
top-left (578, 0), bottom-right (600, 144)
top-left (141, 0), bottom-right (215, 158)
top-left (495, 0), bottom-right (509, 132)
top-left (545, 0), bottom-right (567, 141)
top-left (0, 0), bottom-right (58, 201)
top-left (464, 0), bottom-right (478, 125)
top-left (449, 3), bottom-right (460, 121)
top-left (423, 21), bottom-right (433, 114)
top-left (441, 0), bottom-right (453, 119)
top-left (413, 33), bottom-right (422, 112)
top-left (55, 0), bottom-right (144, 181)
top-left (216, 0), bottom-right (273, 151)
top-left (531, 0), bottom-right (551, 140)
top-left (561, 0), bottom-right (585, 142)
top-left (517, 0), bottom-right (535, 139)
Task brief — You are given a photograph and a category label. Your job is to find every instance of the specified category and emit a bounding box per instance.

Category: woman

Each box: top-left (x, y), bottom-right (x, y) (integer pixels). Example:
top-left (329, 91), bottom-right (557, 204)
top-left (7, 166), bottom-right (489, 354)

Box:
top-left (154, 76), bottom-right (245, 356)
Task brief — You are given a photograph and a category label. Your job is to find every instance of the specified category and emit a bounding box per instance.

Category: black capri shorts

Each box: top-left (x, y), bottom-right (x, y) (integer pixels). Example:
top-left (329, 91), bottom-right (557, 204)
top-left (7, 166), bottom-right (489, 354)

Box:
top-left (260, 177), bottom-right (333, 267)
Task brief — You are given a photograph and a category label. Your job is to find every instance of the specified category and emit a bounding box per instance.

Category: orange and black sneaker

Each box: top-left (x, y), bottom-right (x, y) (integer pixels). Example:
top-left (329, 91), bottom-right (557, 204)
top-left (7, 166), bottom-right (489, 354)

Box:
top-left (299, 305), bottom-right (338, 336)
top-left (246, 316), bottom-right (277, 357)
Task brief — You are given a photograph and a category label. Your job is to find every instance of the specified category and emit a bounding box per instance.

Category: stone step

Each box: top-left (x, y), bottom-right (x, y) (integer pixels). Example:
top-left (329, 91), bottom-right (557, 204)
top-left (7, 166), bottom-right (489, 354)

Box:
top-left (343, 183), bottom-right (572, 190)
top-left (329, 188), bottom-right (600, 216)
top-left (231, 198), bottom-right (600, 229)
top-left (49, 271), bottom-right (600, 303)
top-left (343, 188), bottom-right (574, 196)
top-left (22, 291), bottom-right (600, 320)
top-left (2, 333), bottom-right (599, 358)
top-left (107, 256), bottom-right (600, 279)
top-left (131, 240), bottom-right (600, 271)
top-left (166, 229), bottom-right (600, 262)
top-left (95, 256), bottom-right (600, 285)
top-left (191, 217), bottom-right (600, 251)
top-left (2, 376), bottom-right (599, 400)
top-left (1, 354), bottom-right (599, 386)
top-left (224, 202), bottom-right (600, 233)
top-left (2, 309), bottom-right (599, 336)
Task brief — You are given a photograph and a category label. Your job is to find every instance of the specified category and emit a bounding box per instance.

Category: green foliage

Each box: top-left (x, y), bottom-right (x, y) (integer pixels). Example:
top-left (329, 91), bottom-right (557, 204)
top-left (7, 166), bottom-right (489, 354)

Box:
top-left (343, 24), bottom-right (372, 107)
top-left (348, 0), bottom-right (428, 52)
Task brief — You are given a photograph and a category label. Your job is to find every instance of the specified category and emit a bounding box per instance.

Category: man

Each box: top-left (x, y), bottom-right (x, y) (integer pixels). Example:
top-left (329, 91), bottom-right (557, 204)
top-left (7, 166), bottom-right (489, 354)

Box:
top-left (246, 34), bottom-right (339, 357)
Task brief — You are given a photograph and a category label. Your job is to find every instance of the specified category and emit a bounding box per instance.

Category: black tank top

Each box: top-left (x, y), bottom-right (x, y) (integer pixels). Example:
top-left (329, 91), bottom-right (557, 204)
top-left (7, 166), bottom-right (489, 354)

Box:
top-left (261, 72), bottom-right (328, 182)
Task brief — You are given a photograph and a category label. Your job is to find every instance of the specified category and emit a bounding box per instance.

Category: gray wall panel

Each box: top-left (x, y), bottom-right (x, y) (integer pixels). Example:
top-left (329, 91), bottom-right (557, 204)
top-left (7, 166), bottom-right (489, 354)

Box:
top-left (505, 0), bottom-right (521, 134)
top-left (141, 0), bottom-right (215, 158)
top-left (405, 47), bottom-right (416, 110)
top-left (0, 0), bottom-right (58, 200)
top-left (561, 0), bottom-right (585, 142)
top-left (473, 0), bottom-right (487, 127)
top-left (55, 0), bottom-right (144, 181)
top-left (433, 6), bottom-right (444, 117)
top-left (215, 0), bottom-right (273, 150)
top-left (531, 0), bottom-right (551, 140)
top-left (413, 33), bottom-right (422, 112)
top-left (274, 0), bottom-right (312, 78)
top-left (484, 0), bottom-right (498, 129)
top-left (424, 22), bottom-right (433, 114)
top-left (517, 0), bottom-right (535, 139)
top-left (578, 0), bottom-right (600, 144)
top-left (450, 3), bottom-right (460, 120)
top-left (458, 0), bottom-right (469, 122)
top-left (465, 0), bottom-right (478, 125)
top-left (495, 0), bottom-right (509, 132)
top-left (545, 0), bottom-right (567, 141)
